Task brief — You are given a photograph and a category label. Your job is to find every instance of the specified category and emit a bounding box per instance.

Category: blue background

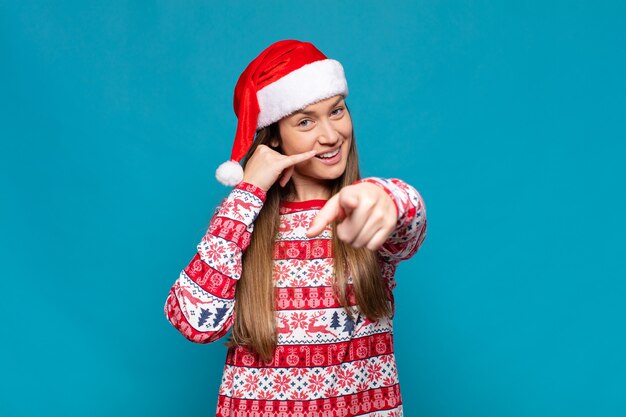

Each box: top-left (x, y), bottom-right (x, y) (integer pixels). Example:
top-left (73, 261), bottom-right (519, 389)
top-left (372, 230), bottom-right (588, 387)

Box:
top-left (1, 1), bottom-right (625, 416)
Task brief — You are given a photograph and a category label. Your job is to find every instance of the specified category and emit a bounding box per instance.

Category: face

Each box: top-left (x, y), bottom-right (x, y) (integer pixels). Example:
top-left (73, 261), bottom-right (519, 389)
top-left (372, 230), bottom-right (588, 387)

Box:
top-left (274, 94), bottom-right (353, 186)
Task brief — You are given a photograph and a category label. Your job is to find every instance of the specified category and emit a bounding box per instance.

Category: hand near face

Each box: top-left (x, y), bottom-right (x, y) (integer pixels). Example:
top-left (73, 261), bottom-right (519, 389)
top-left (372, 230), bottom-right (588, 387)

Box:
top-left (242, 144), bottom-right (318, 191)
top-left (306, 182), bottom-right (397, 251)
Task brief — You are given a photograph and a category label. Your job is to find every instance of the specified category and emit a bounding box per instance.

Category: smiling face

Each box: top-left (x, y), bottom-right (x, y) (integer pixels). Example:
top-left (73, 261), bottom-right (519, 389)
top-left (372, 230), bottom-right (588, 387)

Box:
top-left (274, 95), bottom-right (353, 193)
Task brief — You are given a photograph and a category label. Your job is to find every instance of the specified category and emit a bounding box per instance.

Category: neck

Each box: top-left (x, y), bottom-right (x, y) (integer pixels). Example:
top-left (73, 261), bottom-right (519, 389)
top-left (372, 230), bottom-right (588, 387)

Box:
top-left (287, 176), bottom-right (332, 202)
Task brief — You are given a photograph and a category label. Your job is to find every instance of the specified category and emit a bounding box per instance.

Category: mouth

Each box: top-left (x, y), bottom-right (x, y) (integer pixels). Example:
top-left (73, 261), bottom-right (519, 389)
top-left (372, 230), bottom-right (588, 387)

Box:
top-left (314, 146), bottom-right (341, 159)
top-left (314, 146), bottom-right (342, 165)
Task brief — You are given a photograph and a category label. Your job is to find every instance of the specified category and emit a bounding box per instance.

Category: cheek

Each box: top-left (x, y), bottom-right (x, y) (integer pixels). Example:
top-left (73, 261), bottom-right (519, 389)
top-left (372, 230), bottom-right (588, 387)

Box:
top-left (341, 115), bottom-right (353, 134)
top-left (340, 128), bottom-right (353, 143)
top-left (282, 135), bottom-right (315, 154)
top-left (342, 137), bottom-right (352, 151)
top-left (282, 142), bottom-right (303, 156)
top-left (293, 158), bottom-right (316, 174)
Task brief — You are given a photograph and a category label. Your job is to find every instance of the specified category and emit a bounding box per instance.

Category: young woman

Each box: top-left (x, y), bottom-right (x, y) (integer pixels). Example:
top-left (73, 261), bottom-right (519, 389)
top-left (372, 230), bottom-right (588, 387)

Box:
top-left (164, 40), bottom-right (428, 417)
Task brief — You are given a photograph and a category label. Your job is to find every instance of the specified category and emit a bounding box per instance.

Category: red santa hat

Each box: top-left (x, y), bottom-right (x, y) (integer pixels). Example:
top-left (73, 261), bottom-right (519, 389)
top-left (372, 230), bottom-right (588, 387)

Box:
top-left (215, 39), bottom-right (349, 186)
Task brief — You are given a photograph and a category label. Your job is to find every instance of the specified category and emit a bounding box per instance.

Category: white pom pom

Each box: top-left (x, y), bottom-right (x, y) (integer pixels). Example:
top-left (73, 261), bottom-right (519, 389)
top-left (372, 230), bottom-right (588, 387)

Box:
top-left (215, 160), bottom-right (244, 186)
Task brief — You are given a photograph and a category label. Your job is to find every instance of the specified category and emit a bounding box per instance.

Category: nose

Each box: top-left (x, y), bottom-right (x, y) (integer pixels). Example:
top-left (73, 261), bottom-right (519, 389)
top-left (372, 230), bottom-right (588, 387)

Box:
top-left (318, 119), bottom-right (341, 145)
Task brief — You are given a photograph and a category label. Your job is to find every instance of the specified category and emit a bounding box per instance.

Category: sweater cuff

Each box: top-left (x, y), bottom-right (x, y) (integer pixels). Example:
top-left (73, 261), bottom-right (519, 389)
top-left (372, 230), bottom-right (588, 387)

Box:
top-left (352, 177), bottom-right (400, 221)
top-left (235, 181), bottom-right (267, 203)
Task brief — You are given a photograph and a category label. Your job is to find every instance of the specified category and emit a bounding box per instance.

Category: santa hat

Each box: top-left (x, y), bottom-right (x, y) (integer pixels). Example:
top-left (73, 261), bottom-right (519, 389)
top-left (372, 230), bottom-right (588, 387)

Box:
top-left (215, 39), bottom-right (349, 186)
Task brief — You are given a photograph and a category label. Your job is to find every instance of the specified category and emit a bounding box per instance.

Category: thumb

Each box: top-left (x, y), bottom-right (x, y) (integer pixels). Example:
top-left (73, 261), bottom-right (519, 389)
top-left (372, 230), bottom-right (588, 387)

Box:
top-left (279, 166), bottom-right (294, 187)
top-left (341, 192), bottom-right (359, 216)
top-left (336, 186), bottom-right (361, 218)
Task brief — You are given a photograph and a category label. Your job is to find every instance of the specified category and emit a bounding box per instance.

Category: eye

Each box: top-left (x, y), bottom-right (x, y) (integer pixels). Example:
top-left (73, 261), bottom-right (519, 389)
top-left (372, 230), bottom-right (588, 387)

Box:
top-left (331, 107), bottom-right (344, 116)
top-left (298, 119), bottom-right (312, 128)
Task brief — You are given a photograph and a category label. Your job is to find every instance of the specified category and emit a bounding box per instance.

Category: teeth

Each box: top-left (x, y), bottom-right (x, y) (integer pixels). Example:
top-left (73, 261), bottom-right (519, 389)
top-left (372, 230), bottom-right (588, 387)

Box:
top-left (318, 149), bottom-right (339, 158)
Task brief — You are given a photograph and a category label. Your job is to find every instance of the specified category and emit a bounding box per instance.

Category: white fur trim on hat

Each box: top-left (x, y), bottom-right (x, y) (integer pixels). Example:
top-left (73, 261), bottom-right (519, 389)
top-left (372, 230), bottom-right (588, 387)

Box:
top-left (215, 159), bottom-right (244, 187)
top-left (256, 59), bottom-right (348, 130)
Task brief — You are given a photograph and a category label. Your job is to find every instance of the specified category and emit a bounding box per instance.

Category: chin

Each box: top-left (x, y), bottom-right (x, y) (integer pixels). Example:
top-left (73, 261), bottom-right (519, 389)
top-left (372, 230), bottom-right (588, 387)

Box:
top-left (298, 157), bottom-right (348, 181)
top-left (322, 165), bottom-right (348, 180)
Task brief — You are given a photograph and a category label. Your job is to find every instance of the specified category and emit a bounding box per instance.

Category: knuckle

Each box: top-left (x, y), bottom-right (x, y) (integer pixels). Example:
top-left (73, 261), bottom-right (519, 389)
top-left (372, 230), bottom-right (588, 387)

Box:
top-left (372, 210), bottom-right (384, 221)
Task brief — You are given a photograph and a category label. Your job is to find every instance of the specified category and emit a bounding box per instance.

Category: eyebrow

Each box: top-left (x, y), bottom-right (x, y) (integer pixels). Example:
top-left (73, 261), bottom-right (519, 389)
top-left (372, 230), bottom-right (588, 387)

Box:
top-left (293, 96), bottom-right (344, 116)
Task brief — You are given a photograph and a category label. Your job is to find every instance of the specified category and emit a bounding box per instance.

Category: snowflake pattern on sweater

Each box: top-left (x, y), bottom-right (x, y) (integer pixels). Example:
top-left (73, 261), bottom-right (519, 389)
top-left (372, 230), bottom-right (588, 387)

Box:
top-left (164, 177), bottom-right (427, 417)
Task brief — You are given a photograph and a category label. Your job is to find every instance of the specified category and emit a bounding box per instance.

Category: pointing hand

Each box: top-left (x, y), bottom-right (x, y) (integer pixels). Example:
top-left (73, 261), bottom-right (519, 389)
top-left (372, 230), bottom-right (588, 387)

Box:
top-left (306, 182), bottom-right (397, 251)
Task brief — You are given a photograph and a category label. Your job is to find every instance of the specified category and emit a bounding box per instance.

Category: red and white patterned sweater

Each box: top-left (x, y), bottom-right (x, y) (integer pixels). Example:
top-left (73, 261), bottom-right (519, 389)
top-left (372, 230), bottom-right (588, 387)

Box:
top-left (164, 177), bottom-right (427, 417)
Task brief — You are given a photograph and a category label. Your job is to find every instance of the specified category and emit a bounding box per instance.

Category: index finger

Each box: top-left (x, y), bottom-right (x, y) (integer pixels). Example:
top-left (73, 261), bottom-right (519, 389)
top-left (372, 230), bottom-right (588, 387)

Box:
top-left (306, 194), bottom-right (346, 238)
top-left (278, 149), bottom-right (318, 170)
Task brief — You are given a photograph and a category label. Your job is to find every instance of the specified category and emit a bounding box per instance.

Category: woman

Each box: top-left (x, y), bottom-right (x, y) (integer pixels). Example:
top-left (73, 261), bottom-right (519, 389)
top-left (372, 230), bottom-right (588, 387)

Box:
top-left (164, 39), bottom-right (427, 417)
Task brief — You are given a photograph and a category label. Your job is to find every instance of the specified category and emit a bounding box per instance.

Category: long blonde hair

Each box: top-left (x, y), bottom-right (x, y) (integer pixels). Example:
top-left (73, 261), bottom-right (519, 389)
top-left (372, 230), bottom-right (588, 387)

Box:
top-left (224, 107), bottom-right (392, 362)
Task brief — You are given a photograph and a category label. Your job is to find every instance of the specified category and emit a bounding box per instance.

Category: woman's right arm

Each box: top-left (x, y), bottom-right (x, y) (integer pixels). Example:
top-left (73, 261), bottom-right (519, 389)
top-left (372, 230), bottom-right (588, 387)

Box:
top-left (163, 181), bottom-right (266, 344)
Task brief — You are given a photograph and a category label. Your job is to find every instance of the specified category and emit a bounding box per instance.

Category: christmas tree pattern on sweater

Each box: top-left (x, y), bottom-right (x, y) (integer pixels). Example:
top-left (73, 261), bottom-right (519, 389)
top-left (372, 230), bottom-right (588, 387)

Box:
top-left (164, 177), bottom-right (427, 417)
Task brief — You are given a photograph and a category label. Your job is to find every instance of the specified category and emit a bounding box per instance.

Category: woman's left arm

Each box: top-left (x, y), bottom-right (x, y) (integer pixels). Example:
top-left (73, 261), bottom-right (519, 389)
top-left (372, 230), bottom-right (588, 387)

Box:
top-left (306, 177), bottom-right (427, 264)
top-left (351, 177), bottom-right (428, 265)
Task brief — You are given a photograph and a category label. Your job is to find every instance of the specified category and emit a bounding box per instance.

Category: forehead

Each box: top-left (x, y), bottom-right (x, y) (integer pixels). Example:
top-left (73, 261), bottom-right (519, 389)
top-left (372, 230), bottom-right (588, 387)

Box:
top-left (289, 95), bottom-right (345, 117)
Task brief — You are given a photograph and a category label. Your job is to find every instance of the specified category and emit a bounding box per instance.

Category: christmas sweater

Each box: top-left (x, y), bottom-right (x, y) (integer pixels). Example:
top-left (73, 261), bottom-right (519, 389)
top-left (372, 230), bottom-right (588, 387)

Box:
top-left (164, 177), bottom-right (428, 417)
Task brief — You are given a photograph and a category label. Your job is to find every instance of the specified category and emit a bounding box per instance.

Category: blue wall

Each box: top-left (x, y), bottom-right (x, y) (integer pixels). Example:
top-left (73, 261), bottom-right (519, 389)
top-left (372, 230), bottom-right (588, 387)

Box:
top-left (1, 1), bottom-right (625, 416)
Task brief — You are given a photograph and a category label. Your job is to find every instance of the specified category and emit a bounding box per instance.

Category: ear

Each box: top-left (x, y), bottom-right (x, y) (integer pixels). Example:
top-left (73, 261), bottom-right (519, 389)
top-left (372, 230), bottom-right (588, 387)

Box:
top-left (270, 138), bottom-right (280, 148)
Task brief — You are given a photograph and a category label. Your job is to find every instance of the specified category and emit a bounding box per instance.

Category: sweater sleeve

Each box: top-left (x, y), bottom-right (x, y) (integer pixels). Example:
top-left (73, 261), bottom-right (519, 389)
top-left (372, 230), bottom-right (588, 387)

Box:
top-left (351, 177), bottom-right (427, 266)
top-left (163, 181), bottom-right (266, 344)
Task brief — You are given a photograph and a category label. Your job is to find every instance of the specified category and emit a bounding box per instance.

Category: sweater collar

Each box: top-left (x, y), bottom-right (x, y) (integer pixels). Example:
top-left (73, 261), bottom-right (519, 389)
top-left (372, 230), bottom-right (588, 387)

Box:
top-left (279, 199), bottom-right (328, 213)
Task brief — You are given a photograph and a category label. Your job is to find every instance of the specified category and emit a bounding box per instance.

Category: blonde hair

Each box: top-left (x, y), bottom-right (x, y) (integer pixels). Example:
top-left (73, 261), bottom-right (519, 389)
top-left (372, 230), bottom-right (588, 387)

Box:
top-left (224, 106), bottom-right (392, 362)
